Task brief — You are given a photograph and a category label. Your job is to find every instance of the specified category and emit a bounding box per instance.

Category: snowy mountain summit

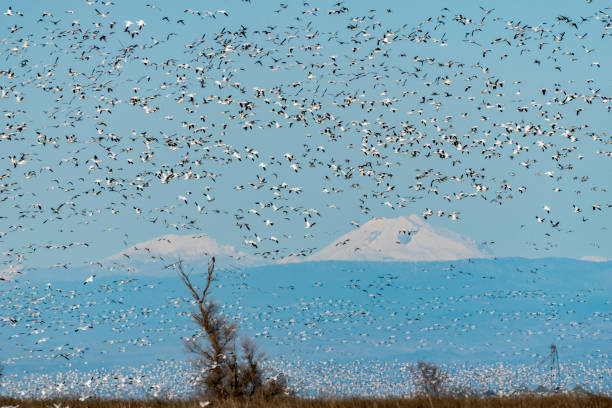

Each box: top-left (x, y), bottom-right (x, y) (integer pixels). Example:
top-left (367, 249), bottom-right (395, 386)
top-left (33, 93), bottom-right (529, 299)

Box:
top-left (301, 215), bottom-right (490, 262)
top-left (100, 216), bottom-right (488, 270)
top-left (104, 233), bottom-right (261, 267)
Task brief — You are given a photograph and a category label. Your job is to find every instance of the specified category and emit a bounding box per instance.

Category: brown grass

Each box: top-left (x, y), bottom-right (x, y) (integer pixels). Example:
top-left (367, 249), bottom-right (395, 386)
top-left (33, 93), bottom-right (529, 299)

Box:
top-left (1, 395), bottom-right (611, 408)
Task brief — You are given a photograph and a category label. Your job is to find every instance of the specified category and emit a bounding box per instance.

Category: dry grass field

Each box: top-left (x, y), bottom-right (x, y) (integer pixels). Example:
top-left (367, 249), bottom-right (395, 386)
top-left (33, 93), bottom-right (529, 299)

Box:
top-left (2, 395), bottom-right (612, 408)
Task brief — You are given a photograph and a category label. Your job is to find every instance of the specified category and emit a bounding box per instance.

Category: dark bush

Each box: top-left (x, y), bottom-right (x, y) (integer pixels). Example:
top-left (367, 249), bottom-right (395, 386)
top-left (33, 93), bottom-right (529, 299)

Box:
top-left (409, 360), bottom-right (450, 397)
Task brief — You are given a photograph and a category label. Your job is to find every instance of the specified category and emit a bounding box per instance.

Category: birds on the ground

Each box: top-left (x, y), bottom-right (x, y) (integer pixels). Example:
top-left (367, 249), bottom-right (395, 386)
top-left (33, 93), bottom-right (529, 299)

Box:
top-left (0, 258), bottom-right (609, 396)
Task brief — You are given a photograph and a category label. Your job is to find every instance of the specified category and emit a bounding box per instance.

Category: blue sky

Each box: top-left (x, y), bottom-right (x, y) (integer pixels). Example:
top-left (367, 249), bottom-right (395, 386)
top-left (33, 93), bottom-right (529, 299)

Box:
top-left (1, 0), bottom-right (611, 270)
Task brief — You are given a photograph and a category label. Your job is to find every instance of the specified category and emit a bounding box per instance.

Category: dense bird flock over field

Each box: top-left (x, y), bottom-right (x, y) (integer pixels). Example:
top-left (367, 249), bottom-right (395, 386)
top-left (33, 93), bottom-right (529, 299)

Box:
top-left (1, 0), bottom-right (611, 400)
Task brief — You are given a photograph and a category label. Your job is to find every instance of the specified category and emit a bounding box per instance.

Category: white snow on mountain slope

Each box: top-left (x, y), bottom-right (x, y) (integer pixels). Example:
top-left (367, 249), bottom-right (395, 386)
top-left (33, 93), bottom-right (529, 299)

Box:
top-left (284, 215), bottom-right (490, 263)
top-left (580, 255), bottom-right (611, 262)
top-left (102, 216), bottom-right (490, 268)
top-left (103, 233), bottom-right (261, 266)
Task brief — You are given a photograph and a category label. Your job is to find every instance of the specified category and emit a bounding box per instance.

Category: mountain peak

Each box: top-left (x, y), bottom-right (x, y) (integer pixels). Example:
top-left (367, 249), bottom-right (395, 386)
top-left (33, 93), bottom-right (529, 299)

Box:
top-left (103, 233), bottom-right (260, 266)
top-left (288, 215), bottom-right (489, 263)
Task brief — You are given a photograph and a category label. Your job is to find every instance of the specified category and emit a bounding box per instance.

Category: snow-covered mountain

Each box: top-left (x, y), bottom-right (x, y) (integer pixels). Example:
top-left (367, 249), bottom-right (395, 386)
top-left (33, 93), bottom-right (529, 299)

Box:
top-left (285, 215), bottom-right (490, 263)
top-left (103, 233), bottom-right (262, 267)
top-left (101, 216), bottom-right (487, 268)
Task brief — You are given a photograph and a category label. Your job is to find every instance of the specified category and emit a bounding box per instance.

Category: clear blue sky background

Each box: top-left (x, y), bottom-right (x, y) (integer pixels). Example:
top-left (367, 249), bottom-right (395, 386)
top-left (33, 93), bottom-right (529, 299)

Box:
top-left (1, 0), bottom-right (611, 270)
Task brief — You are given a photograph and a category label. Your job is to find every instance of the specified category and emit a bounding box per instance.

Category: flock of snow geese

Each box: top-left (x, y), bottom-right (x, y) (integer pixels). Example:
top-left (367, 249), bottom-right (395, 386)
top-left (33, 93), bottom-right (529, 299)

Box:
top-left (0, 259), bottom-right (610, 397)
top-left (1, 0), bottom-right (611, 398)
top-left (0, 0), bottom-right (611, 271)
top-left (1, 357), bottom-right (610, 398)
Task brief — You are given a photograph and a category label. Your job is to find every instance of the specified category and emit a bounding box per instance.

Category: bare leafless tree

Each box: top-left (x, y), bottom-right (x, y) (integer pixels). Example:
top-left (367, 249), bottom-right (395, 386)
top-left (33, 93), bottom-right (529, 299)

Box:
top-left (177, 257), bottom-right (287, 400)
